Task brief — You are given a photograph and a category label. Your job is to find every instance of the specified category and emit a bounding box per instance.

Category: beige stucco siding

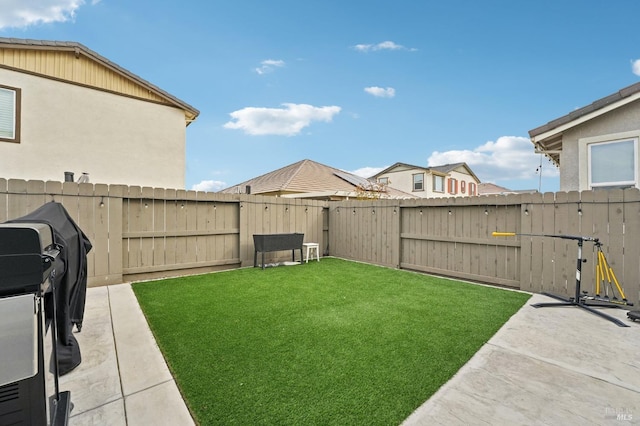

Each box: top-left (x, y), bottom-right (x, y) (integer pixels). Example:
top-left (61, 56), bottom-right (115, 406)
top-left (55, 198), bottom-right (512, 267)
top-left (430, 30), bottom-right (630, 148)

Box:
top-left (559, 100), bottom-right (640, 191)
top-left (378, 168), bottom-right (435, 198)
top-left (0, 68), bottom-right (186, 188)
top-left (378, 167), bottom-right (478, 198)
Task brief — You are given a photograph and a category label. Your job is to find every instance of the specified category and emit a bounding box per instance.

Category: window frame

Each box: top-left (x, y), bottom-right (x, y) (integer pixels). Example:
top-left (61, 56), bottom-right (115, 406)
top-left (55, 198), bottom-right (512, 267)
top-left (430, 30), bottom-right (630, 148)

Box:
top-left (378, 177), bottom-right (389, 185)
top-left (0, 85), bottom-right (21, 143)
top-left (448, 177), bottom-right (458, 194)
top-left (460, 180), bottom-right (466, 194)
top-left (432, 174), bottom-right (445, 193)
top-left (469, 182), bottom-right (476, 196)
top-left (587, 138), bottom-right (638, 189)
top-left (412, 173), bottom-right (424, 191)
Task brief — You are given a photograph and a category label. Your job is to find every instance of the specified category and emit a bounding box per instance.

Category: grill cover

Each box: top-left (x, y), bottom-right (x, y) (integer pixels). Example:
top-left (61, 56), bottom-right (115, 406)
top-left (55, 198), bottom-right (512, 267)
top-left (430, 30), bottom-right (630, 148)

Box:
top-left (7, 202), bottom-right (93, 375)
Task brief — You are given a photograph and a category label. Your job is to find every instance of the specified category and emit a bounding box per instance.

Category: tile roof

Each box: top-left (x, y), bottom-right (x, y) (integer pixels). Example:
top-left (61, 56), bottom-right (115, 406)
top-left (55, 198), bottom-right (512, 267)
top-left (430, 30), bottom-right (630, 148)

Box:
top-left (372, 162), bottom-right (480, 182)
top-left (477, 182), bottom-right (538, 195)
top-left (529, 81), bottom-right (640, 138)
top-left (528, 81), bottom-right (640, 165)
top-left (220, 159), bottom-right (416, 199)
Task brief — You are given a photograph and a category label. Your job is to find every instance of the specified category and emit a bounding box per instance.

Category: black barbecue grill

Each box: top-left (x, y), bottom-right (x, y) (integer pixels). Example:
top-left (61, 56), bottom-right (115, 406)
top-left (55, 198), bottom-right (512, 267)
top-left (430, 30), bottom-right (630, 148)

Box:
top-left (0, 222), bottom-right (71, 425)
top-left (0, 223), bottom-right (60, 296)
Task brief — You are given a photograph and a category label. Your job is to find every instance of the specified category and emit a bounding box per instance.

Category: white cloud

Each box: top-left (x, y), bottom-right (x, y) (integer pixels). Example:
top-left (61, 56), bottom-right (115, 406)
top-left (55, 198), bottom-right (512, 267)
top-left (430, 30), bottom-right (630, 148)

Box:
top-left (364, 86), bottom-right (396, 98)
top-left (428, 136), bottom-right (559, 183)
top-left (192, 180), bottom-right (227, 192)
top-left (353, 40), bottom-right (416, 52)
top-left (223, 103), bottom-right (341, 136)
top-left (349, 166), bottom-right (388, 178)
top-left (0, 0), bottom-right (98, 29)
top-left (632, 59), bottom-right (640, 76)
top-left (255, 59), bottom-right (285, 75)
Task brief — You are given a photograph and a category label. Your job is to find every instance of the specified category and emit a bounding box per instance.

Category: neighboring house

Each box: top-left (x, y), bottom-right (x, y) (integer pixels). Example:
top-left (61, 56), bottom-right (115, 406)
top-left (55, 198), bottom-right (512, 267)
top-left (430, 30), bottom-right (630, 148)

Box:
top-left (219, 159), bottom-right (416, 200)
top-left (371, 162), bottom-right (481, 198)
top-left (0, 37), bottom-right (199, 189)
top-left (477, 182), bottom-right (538, 196)
top-left (478, 182), bottom-right (512, 195)
top-left (530, 81), bottom-right (640, 192)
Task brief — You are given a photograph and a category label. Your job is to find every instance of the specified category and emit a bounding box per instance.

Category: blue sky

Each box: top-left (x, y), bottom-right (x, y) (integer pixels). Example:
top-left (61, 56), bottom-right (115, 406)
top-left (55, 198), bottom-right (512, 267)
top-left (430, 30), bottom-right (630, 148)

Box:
top-left (3, 1), bottom-right (640, 193)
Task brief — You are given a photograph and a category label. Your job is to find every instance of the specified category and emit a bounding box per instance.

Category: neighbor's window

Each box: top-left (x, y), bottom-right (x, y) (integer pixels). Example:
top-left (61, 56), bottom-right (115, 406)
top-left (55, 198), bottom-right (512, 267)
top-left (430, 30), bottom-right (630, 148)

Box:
top-left (448, 178), bottom-right (458, 194)
top-left (588, 139), bottom-right (637, 189)
top-left (460, 180), bottom-right (466, 194)
top-left (469, 182), bottom-right (477, 196)
top-left (378, 177), bottom-right (389, 185)
top-left (433, 175), bottom-right (444, 192)
top-left (413, 173), bottom-right (424, 191)
top-left (0, 85), bottom-right (21, 143)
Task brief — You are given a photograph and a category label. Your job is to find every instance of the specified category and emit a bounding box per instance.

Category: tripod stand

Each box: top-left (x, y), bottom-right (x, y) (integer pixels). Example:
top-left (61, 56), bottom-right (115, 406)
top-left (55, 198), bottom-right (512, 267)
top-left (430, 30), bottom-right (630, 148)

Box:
top-left (587, 240), bottom-right (631, 306)
top-left (493, 232), bottom-right (630, 327)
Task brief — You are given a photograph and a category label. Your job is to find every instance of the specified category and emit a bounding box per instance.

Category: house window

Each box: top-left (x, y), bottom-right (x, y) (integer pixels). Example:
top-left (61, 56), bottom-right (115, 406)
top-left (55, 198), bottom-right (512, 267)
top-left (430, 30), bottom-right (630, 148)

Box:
top-left (460, 181), bottom-right (466, 194)
top-left (433, 175), bottom-right (444, 192)
top-left (413, 173), bottom-right (424, 191)
top-left (469, 182), bottom-right (476, 196)
top-left (448, 178), bottom-right (458, 194)
top-left (588, 139), bottom-right (637, 189)
top-left (378, 177), bottom-right (389, 185)
top-left (0, 85), bottom-right (21, 143)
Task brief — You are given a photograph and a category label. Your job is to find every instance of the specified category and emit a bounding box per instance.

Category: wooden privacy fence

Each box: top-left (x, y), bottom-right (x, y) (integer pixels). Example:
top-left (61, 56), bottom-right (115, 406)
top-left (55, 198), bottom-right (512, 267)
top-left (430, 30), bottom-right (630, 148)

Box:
top-left (2, 177), bottom-right (639, 306)
top-left (0, 179), bottom-right (327, 286)
top-left (328, 189), bottom-right (640, 307)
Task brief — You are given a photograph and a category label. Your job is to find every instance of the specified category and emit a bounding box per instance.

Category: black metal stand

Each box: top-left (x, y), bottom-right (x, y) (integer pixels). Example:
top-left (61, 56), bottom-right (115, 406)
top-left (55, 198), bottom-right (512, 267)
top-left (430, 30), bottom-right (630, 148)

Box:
top-left (531, 235), bottom-right (630, 327)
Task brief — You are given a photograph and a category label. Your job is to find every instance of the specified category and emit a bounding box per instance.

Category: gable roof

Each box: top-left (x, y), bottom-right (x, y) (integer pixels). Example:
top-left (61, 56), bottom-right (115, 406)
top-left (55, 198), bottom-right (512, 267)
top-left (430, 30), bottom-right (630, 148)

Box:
top-left (0, 37), bottom-right (199, 124)
top-left (529, 81), bottom-right (640, 166)
top-left (430, 162), bottom-right (479, 181)
top-left (372, 162), bottom-right (480, 182)
top-left (219, 159), bottom-right (416, 199)
top-left (371, 162), bottom-right (424, 177)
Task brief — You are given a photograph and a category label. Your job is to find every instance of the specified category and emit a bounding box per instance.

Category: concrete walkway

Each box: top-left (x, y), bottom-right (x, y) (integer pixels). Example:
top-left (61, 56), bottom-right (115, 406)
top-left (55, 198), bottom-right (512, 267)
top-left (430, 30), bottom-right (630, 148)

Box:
top-left (60, 286), bottom-right (639, 425)
top-left (59, 284), bottom-right (194, 425)
top-left (403, 293), bottom-right (640, 425)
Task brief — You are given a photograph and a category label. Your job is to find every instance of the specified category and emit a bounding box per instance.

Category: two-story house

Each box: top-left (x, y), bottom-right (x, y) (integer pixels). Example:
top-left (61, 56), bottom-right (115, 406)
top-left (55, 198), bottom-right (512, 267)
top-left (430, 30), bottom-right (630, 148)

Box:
top-left (371, 162), bottom-right (481, 198)
top-left (0, 37), bottom-right (199, 189)
top-left (219, 159), bottom-right (416, 200)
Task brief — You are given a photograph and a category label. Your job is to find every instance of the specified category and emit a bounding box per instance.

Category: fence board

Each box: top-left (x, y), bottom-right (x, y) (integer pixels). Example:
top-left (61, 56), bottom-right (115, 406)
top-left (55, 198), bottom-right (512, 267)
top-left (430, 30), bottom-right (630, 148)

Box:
top-left (605, 190), bottom-right (625, 301)
top-left (152, 189), bottom-right (166, 268)
top-left (553, 191), bottom-right (570, 294)
top-left (623, 189), bottom-right (640, 303)
top-left (460, 201), bottom-right (473, 277)
top-left (165, 193), bottom-right (178, 267)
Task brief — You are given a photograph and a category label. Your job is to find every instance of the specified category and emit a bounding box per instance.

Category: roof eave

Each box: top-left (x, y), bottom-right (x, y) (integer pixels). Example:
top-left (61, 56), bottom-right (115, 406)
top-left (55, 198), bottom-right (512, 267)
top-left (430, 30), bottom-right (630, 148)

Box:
top-left (529, 89), bottom-right (640, 143)
top-left (529, 90), bottom-right (640, 168)
top-left (0, 37), bottom-right (200, 123)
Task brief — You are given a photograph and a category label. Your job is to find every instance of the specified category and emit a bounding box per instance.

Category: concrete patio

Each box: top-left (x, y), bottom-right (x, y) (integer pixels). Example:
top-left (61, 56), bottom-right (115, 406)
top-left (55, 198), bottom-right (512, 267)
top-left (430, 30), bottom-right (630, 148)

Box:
top-left (59, 284), bottom-right (194, 425)
top-left (60, 285), bottom-right (640, 425)
top-left (403, 293), bottom-right (640, 425)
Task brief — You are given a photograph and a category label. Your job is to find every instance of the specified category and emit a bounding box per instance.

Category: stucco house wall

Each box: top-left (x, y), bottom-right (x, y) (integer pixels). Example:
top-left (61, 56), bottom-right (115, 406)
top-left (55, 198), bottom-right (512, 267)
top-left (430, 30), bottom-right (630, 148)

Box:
top-left (374, 163), bottom-right (479, 198)
top-left (378, 167), bottom-right (439, 198)
top-left (558, 101), bottom-right (640, 192)
top-left (0, 68), bottom-right (187, 188)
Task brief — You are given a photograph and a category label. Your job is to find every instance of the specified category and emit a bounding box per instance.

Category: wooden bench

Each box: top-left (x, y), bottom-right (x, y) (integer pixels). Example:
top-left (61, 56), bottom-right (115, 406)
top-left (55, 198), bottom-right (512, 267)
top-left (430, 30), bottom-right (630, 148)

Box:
top-left (253, 233), bottom-right (304, 269)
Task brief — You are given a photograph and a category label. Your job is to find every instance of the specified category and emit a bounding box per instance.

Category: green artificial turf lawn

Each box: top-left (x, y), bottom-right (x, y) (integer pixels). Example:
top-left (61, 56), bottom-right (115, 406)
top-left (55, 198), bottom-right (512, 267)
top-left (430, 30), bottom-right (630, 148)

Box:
top-left (133, 258), bottom-right (530, 425)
